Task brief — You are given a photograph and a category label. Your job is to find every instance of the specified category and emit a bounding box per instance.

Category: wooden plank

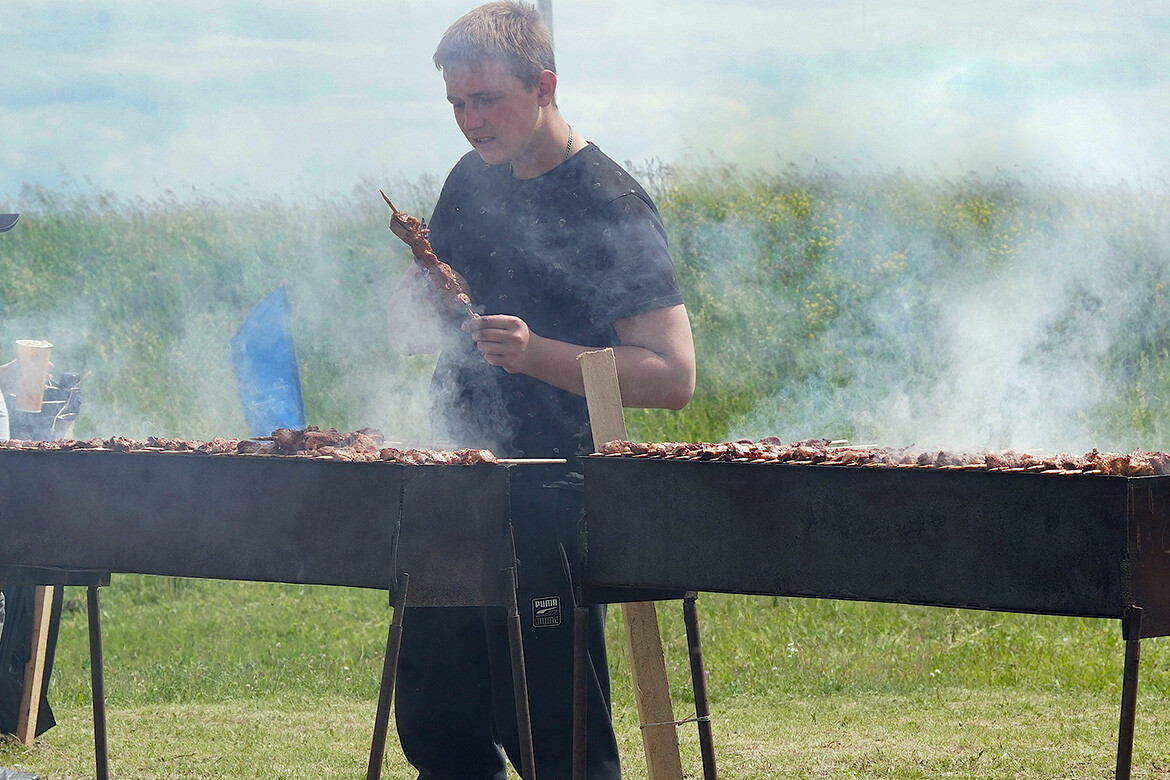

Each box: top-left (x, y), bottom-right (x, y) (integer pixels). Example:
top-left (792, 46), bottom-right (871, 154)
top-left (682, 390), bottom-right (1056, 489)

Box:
top-left (621, 600), bottom-right (684, 780)
top-left (578, 348), bottom-right (628, 446)
top-left (16, 584), bottom-right (55, 746)
top-left (578, 348), bottom-right (684, 780)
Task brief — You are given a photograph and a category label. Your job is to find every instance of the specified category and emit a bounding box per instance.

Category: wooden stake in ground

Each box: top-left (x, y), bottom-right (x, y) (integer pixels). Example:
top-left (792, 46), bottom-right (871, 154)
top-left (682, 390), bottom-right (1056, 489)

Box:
top-left (578, 348), bottom-right (684, 780)
top-left (17, 584), bottom-right (55, 746)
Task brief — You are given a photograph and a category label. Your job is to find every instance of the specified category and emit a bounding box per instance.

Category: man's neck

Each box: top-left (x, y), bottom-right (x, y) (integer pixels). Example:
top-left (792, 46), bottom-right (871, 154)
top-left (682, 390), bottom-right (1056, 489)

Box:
top-left (510, 115), bottom-right (571, 180)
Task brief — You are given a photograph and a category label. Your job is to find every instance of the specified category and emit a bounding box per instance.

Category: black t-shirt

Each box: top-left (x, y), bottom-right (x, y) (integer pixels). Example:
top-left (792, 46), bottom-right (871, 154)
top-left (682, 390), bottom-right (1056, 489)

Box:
top-left (426, 143), bottom-right (683, 465)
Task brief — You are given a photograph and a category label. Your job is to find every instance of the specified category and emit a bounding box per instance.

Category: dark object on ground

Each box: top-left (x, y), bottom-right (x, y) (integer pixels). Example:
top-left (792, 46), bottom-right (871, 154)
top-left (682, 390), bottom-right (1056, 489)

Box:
top-left (0, 769), bottom-right (41, 779)
top-left (0, 587), bottom-right (62, 737)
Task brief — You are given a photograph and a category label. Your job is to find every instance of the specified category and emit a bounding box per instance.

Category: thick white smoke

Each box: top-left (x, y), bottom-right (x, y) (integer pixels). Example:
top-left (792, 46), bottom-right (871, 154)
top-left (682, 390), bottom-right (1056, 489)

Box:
top-left (730, 176), bottom-right (1170, 454)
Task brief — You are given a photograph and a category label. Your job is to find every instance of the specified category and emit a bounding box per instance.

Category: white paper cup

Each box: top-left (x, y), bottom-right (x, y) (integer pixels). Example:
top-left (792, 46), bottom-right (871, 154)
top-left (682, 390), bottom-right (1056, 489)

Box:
top-left (14, 339), bottom-right (53, 412)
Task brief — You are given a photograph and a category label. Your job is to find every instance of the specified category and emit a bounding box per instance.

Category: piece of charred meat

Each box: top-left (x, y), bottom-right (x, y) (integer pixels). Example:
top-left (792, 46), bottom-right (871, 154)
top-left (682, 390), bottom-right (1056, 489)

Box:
top-left (380, 190), bottom-right (478, 321)
top-left (377, 446), bottom-right (498, 465)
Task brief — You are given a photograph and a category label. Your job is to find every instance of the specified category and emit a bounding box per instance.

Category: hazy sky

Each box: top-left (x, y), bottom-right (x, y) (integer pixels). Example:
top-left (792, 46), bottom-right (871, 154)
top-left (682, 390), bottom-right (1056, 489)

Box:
top-left (2, 0), bottom-right (1167, 203)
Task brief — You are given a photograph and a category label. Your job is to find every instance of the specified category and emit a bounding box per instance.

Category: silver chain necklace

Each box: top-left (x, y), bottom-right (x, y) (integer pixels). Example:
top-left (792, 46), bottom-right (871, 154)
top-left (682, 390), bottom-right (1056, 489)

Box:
top-left (510, 126), bottom-right (574, 177)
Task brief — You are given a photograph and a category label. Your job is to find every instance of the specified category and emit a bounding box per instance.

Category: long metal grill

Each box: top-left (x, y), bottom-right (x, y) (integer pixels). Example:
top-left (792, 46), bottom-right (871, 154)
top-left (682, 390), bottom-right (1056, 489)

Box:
top-left (579, 456), bottom-right (1170, 780)
top-left (582, 458), bottom-right (1170, 634)
top-left (0, 449), bottom-right (510, 593)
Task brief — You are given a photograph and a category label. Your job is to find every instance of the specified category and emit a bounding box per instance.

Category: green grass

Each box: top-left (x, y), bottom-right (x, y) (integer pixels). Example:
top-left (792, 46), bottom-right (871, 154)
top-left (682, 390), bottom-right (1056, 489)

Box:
top-left (4, 579), bottom-right (1170, 778)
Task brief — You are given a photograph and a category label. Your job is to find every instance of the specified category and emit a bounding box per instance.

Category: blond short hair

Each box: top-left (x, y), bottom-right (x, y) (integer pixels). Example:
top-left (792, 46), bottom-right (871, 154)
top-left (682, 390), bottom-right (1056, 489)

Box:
top-left (433, 2), bottom-right (555, 90)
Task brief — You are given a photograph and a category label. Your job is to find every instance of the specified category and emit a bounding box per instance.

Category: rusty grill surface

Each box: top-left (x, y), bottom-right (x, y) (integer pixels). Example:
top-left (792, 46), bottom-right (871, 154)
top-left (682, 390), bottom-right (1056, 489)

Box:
top-left (582, 457), bottom-right (1170, 638)
top-left (0, 449), bottom-right (511, 599)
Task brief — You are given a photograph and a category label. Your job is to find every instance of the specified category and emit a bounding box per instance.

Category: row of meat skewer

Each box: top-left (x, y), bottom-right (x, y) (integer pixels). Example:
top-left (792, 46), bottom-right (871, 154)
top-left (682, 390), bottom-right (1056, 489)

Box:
top-left (595, 438), bottom-right (1170, 477)
top-left (2, 427), bottom-right (1169, 476)
top-left (0, 426), bottom-right (498, 465)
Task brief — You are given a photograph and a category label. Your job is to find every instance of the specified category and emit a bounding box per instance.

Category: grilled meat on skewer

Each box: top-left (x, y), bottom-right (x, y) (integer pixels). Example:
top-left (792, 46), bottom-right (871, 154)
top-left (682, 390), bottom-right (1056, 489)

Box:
top-left (595, 438), bottom-right (1170, 476)
top-left (0, 426), bottom-right (498, 465)
top-left (380, 190), bottom-right (478, 321)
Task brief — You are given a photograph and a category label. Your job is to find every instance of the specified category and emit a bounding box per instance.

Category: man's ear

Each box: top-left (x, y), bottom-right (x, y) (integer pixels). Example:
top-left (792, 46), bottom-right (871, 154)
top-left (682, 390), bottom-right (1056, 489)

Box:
top-left (536, 69), bottom-right (557, 107)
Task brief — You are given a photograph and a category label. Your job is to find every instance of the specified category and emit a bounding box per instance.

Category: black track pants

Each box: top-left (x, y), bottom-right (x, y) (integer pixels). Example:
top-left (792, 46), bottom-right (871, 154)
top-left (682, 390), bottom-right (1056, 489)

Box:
top-left (395, 483), bottom-right (621, 780)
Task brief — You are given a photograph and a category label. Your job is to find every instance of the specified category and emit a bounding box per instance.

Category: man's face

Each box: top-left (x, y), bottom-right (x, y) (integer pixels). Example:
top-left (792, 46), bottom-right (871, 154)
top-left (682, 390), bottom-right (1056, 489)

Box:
top-left (444, 59), bottom-right (543, 168)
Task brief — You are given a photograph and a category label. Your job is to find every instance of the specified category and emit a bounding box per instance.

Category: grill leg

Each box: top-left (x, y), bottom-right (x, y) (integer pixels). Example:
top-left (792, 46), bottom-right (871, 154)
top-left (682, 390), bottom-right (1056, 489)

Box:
top-left (505, 566), bottom-right (537, 780)
top-left (1116, 605), bottom-right (1142, 780)
top-left (571, 604), bottom-right (588, 780)
top-left (367, 573), bottom-right (409, 780)
top-left (88, 584), bottom-right (109, 780)
top-left (683, 594), bottom-right (717, 780)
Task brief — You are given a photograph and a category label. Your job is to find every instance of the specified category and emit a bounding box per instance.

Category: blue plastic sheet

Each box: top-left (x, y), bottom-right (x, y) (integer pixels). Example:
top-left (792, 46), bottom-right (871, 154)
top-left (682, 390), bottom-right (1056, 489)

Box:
top-left (230, 286), bottom-right (306, 437)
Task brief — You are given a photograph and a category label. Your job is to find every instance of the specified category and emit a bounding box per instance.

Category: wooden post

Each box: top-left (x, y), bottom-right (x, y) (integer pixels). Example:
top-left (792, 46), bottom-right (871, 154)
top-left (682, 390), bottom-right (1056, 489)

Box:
top-left (16, 584), bottom-right (55, 746)
top-left (578, 349), bottom-right (684, 780)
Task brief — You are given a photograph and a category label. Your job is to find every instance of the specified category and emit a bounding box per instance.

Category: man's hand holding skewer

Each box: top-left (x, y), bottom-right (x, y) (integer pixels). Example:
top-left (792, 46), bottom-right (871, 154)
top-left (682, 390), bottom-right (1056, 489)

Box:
top-left (463, 314), bottom-right (534, 374)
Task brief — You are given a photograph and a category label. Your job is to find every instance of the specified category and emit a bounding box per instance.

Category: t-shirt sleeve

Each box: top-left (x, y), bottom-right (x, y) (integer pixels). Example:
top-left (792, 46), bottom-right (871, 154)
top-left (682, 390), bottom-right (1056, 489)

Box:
top-left (593, 192), bottom-right (685, 323)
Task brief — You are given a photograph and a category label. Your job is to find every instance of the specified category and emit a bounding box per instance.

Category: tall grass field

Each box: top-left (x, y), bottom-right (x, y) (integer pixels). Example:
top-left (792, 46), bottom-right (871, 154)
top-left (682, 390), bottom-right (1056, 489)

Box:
top-left (2, 166), bottom-right (1169, 778)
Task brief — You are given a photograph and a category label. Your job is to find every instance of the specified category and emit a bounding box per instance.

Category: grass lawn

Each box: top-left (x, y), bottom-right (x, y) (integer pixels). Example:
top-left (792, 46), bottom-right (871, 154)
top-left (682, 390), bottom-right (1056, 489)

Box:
top-left (4, 579), bottom-right (1170, 779)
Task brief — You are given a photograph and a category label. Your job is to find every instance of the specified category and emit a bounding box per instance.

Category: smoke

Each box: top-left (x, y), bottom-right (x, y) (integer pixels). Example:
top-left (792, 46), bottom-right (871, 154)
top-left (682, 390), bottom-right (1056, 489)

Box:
top-left (0, 178), bottom-right (450, 443)
top-left (5, 164), bottom-right (1167, 456)
top-left (726, 173), bottom-right (1170, 454)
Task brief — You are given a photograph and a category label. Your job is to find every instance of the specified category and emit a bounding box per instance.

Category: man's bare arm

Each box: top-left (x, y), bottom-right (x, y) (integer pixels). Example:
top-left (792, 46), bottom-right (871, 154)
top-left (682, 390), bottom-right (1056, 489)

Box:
top-left (611, 304), bottom-right (696, 409)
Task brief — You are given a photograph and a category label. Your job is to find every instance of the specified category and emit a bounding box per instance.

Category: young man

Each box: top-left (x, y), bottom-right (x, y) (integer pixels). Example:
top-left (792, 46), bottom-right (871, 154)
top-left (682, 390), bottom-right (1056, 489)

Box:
top-left (388, 3), bottom-right (695, 778)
